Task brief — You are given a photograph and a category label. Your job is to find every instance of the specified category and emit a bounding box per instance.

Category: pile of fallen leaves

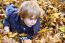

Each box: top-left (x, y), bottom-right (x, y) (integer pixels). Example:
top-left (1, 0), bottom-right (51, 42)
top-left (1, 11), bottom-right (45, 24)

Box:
top-left (0, 0), bottom-right (65, 43)
top-left (0, 32), bottom-right (19, 43)
top-left (32, 0), bottom-right (65, 43)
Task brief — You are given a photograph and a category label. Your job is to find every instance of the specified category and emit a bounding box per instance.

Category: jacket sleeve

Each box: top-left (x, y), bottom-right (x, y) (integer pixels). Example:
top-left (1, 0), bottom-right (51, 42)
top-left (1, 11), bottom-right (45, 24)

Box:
top-left (4, 17), bottom-right (10, 26)
top-left (5, 4), bottom-right (17, 17)
top-left (4, 4), bottom-right (17, 26)
top-left (33, 18), bottom-right (40, 34)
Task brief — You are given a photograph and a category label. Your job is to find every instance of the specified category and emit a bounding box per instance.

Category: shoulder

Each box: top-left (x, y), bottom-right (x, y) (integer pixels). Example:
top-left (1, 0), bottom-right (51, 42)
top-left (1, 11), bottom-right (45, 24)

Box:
top-left (5, 4), bottom-right (18, 16)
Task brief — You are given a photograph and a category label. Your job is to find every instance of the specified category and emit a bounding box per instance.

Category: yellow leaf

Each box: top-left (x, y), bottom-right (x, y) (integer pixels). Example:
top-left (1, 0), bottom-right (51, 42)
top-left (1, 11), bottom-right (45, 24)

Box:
top-left (38, 28), bottom-right (48, 34)
top-left (8, 32), bottom-right (18, 38)
top-left (0, 0), bottom-right (2, 4)
top-left (63, 34), bottom-right (65, 38)
top-left (59, 26), bottom-right (65, 32)
top-left (51, 13), bottom-right (59, 18)
top-left (19, 33), bottom-right (28, 37)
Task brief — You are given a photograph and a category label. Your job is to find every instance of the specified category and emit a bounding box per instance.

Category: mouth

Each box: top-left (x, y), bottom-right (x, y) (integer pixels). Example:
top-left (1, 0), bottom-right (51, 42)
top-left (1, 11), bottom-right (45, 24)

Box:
top-left (27, 25), bottom-right (33, 27)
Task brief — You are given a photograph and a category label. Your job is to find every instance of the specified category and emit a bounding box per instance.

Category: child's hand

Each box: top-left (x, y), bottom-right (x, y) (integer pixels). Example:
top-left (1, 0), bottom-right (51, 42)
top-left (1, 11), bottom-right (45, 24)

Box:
top-left (3, 26), bottom-right (10, 35)
top-left (3, 31), bottom-right (9, 35)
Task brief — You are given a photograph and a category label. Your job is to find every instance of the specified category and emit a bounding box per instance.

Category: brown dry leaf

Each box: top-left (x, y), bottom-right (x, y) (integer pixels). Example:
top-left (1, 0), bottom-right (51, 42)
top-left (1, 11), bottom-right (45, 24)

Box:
top-left (53, 32), bottom-right (62, 43)
top-left (51, 13), bottom-right (60, 18)
top-left (40, 38), bottom-right (46, 43)
top-left (23, 40), bottom-right (32, 43)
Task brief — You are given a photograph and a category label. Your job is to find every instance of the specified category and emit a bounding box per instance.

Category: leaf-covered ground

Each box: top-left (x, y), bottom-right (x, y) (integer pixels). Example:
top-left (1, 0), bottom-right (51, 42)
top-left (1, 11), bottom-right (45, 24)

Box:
top-left (0, 0), bottom-right (65, 43)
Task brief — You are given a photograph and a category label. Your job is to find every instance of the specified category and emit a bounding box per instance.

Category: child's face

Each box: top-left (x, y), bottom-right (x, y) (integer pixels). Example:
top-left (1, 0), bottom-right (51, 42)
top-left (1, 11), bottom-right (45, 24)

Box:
top-left (22, 17), bottom-right (37, 27)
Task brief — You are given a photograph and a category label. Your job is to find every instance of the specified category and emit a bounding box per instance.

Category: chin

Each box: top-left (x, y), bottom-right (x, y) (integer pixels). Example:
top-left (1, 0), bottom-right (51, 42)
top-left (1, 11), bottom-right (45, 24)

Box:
top-left (27, 25), bottom-right (32, 27)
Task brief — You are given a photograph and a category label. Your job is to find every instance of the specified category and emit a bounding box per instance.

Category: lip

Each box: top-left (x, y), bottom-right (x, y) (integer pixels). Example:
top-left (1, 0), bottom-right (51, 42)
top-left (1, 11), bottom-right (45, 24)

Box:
top-left (29, 24), bottom-right (32, 26)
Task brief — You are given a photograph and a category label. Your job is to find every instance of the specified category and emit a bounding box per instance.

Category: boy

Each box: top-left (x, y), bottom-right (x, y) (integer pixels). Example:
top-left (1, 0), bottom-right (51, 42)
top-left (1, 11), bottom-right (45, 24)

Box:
top-left (4, 1), bottom-right (41, 39)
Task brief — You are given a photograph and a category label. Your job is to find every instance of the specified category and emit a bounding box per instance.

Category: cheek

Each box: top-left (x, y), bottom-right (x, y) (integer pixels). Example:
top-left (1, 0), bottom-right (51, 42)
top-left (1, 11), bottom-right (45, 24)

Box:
top-left (25, 19), bottom-right (31, 23)
top-left (24, 19), bottom-right (31, 24)
top-left (32, 20), bottom-right (37, 24)
top-left (30, 20), bottom-right (37, 25)
top-left (24, 18), bottom-right (37, 26)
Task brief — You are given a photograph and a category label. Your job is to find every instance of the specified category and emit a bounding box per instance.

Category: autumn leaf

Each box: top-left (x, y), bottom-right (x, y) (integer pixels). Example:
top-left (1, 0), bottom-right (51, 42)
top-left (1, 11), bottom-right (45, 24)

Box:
top-left (59, 26), bottom-right (65, 32)
top-left (8, 32), bottom-right (18, 38)
top-left (38, 28), bottom-right (48, 34)
top-left (19, 33), bottom-right (28, 37)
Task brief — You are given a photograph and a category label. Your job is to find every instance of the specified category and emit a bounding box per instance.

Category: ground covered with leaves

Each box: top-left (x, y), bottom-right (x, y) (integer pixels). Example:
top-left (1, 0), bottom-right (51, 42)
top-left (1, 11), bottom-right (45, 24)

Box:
top-left (0, 0), bottom-right (65, 43)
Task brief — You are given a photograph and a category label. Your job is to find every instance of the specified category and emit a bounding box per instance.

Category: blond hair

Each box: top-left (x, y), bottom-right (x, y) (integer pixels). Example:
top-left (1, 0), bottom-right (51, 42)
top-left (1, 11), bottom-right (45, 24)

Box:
top-left (18, 1), bottom-right (41, 19)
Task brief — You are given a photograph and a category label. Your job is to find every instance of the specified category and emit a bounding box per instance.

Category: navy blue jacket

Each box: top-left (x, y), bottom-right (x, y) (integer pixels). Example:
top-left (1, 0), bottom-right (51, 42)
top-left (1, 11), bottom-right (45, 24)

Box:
top-left (4, 4), bottom-right (40, 37)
